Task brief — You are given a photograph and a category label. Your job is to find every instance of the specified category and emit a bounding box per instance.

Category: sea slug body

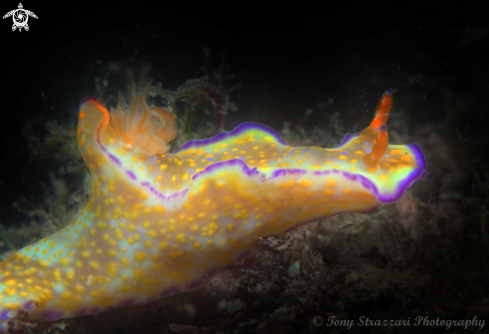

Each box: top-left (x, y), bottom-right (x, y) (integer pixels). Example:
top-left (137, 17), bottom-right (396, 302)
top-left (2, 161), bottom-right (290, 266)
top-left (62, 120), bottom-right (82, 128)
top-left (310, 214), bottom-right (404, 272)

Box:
top-left (0, 86), bottom-right (426, 330)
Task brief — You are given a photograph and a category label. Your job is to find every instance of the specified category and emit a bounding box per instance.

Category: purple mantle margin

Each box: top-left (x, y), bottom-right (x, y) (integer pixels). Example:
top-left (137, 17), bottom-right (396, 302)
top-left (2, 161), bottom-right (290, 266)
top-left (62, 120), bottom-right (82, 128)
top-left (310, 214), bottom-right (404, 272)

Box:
top-left (173, 122), bottom-right (287, 153)
top-left (174, 122), bottom-right (427, 203)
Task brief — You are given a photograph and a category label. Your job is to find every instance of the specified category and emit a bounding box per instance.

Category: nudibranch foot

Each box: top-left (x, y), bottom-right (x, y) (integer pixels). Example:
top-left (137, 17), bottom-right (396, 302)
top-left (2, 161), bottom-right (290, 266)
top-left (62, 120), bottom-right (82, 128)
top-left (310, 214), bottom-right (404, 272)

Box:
top-left (0, 88), bottom-right (426, 330)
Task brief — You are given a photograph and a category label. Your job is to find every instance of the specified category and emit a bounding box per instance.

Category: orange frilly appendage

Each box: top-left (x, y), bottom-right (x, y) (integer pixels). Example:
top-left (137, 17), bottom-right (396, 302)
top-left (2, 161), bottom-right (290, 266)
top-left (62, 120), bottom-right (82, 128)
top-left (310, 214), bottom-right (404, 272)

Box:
top-left (109, 84), bottom-right (178, 155)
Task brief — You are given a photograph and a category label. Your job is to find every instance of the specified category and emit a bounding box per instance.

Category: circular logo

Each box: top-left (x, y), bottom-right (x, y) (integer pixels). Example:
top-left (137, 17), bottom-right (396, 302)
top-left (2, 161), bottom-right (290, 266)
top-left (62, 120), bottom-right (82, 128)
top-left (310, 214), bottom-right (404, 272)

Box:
top-left (14, 10), bottom-right (27, 25)
top-left (3, 3), bottom-right (38, 32)
top-left (312, 316), bottom-right (323, 326)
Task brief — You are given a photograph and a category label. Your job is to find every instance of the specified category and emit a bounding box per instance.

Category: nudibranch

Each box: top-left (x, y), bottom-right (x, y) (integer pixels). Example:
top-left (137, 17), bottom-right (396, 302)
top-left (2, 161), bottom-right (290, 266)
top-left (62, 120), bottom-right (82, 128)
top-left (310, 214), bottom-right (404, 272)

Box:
top-left (0, 86), bottom-right (426, 330)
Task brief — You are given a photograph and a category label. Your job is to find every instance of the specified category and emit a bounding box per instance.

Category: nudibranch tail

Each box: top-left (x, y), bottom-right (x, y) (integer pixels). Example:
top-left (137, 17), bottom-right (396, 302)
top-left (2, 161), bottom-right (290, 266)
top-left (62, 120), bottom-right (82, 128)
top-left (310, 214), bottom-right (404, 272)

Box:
top-left (0, 87), bottom-right (426, 331)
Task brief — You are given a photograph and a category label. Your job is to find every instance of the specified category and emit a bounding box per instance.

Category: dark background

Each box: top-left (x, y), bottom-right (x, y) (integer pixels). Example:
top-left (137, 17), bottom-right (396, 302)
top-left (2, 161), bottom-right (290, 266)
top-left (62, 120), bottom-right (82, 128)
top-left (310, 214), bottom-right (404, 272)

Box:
top-left (1, 0), bottom-right (488, 226)
top-left (0, 1), bottom-right (488, 333)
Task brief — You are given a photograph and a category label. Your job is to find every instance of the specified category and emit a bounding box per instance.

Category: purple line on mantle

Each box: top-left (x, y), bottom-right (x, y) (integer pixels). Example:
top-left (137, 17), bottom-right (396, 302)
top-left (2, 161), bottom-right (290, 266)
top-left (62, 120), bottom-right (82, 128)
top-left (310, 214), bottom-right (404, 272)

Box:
top-left (173, 122), bottom-right (287, 153)
top-left (126, 170), bottom-right (137, 180)
top-left (191, 158), bottom-right (260, 181)
top-left (343, 172), bottom-right (358, 181)
top-left (338, 132), bottom-right (360, 147)
top-left (108, 153), bottom-right (121, 166)
top-left (408, 143), bottom-right (428, 171)
top-left (313, 170), bottom-right (332, 176)
top-left (356, 174), bottom-right (380, 198)
top-left (24, 300), bottom-right (37, 311)
top-left (270, 168), bottom-right (307, 179)
top-left (79, 96), bottom-right (99, 106)
top-left (166, 188), bottom-right (189, 200)
top-left (140, 181), bottom-right (193, 202)
top-left (0, 310), bottom-right (9, 321)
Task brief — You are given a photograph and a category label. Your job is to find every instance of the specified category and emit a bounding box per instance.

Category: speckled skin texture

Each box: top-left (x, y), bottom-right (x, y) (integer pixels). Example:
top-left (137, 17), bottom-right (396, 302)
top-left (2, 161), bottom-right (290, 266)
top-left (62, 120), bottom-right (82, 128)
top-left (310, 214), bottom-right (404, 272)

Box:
top-left (0, 89), bottom-right (426, 330)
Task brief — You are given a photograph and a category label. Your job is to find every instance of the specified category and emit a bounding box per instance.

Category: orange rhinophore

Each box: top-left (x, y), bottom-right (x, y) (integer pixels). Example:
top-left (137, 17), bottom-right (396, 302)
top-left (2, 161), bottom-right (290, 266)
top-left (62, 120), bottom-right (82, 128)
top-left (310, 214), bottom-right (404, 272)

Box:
top-left (361, 89), bottom-right (393, 139)
top-left (363, 124), bottom-right (389, 169)
top-left (361, 89), bottom-right (393, 169)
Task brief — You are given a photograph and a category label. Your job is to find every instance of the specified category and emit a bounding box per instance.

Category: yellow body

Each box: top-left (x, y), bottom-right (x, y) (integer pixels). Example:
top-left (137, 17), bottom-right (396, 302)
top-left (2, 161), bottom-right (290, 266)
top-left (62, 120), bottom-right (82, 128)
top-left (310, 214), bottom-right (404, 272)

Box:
top-left (0, 89), bottom-right (426, 325)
